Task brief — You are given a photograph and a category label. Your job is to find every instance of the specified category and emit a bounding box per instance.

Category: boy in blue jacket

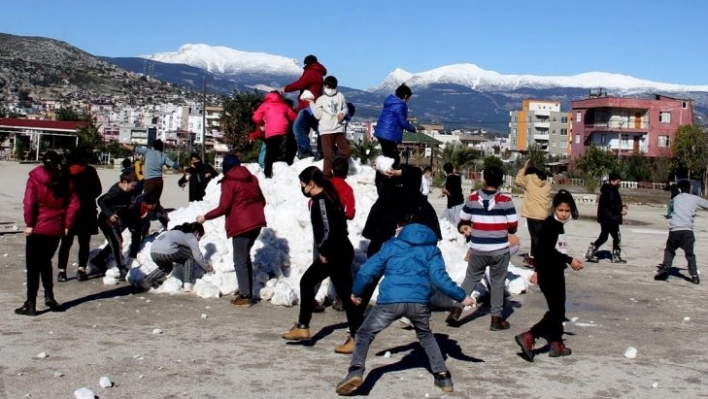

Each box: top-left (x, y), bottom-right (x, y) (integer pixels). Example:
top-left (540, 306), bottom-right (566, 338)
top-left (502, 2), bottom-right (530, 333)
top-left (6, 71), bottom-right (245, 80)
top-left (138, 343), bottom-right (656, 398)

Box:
top-left (373, 83), bottom-right (416, 166)
top-left (335, 216), bottom-right (474, 395)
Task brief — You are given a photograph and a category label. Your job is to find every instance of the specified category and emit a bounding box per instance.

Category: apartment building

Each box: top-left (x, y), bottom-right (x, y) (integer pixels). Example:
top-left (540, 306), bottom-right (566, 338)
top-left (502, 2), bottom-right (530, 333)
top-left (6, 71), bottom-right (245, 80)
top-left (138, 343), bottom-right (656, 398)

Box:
top-left (509, 100), bottom-right (572, 157)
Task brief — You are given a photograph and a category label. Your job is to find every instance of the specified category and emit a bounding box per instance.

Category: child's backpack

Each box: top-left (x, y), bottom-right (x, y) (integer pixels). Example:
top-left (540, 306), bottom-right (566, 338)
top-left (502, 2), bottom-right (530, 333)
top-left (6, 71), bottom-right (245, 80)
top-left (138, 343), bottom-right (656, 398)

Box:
top-left (346, 103), bottom-right (355, 118)
top-left (134, 159), bottom-right (145, 181)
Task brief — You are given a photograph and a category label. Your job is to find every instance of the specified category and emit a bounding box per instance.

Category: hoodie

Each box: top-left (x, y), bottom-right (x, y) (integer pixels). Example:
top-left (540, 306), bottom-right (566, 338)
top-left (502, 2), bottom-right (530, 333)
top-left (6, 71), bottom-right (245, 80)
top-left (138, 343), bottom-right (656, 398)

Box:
top-left (23, 165), bottom-right (80, 236)
top-left (514, 169), bottom-right (551, 220)
top-left (252, 92), bottom-right (298, 138)
top-left (204, 166), bottom-right (266, 238)
top-left (283, 62), bottom-right (327, 111)
top-left (353, 224), bottom-right (465, 305)
top-left (373, 95), bottom-right (416, 143)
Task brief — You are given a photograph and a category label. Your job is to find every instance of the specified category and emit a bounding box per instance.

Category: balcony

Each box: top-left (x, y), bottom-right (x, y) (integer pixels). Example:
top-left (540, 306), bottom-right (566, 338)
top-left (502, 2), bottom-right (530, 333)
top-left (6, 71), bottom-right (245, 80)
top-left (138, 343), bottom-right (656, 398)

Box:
top-left (534, 122), bottom-right (550, 129)
top-left (534, 134), bottom-right (550, 141)
top-left (534, 109), bottom-right (551, 117)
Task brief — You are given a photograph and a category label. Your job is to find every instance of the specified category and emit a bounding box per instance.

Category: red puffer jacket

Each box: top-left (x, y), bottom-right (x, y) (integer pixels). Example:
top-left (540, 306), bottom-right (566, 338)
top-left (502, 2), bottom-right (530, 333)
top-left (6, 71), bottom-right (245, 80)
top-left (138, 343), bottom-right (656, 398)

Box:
top-left (283, 62), bottom-right (327, 111)
top-left (204, 166), bottom-right (266, 238)
top-left (23, 165), bottom-right (80, 236)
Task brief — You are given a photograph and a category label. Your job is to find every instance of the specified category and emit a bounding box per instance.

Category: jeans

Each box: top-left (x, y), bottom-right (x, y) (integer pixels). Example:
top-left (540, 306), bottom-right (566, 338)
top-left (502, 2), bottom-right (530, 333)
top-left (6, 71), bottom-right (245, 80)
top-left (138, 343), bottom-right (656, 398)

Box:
top-left (232, 228), bottom-right (261, 297)
top-left (662, 230), bottom-right (697, 275)
top-left (527, 218), bottom-right (544, 257)
top-left (460, 249), bottom-right (510, 317)
top-left (351, 303), bottom-right (448, 374)
top-left (26, 234), bottom-right (61, 303)
top-left (293, 109), bottom-right (318, 157)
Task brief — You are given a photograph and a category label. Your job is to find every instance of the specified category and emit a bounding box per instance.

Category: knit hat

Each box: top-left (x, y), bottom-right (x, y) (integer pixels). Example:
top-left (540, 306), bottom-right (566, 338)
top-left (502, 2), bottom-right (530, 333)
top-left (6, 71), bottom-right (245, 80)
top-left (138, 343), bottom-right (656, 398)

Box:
top-left (221, 154), bottom-right (240, 175)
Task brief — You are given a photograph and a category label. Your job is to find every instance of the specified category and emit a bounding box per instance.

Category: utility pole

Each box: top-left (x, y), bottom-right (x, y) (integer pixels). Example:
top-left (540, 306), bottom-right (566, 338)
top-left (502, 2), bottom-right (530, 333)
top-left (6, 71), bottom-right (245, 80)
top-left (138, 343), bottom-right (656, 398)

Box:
top-left (201, 75), bottom-right (206, 161)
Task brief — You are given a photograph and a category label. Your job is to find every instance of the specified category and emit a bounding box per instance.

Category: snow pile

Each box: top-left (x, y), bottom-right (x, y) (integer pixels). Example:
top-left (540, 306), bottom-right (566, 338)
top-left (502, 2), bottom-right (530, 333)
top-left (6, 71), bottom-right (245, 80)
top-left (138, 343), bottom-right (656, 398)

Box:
top-left (110, 157), bottom-right (531, 307)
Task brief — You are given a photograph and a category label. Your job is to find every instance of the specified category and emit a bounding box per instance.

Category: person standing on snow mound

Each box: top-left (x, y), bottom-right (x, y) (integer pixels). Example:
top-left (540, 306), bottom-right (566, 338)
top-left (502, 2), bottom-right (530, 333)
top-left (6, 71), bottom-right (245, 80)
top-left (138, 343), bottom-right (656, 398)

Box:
top-left (515, 190), bottom-right (583, 362)
top-left (178, 152), bottom-right (217, 202)
top-left (16, 151), bottom-right (80, 316)
top-left (283, 54), bottom-right (327, 160)
top-left (144, 222), bottom-right (214, 292)
top-left (196, 154), bottom-right (266, 308)
top-left (585, 172), bottom-right (628, 264)
top-left (439, 162), bottom-right (464, 226)
top-left (335, 215), bottom-right (476, 395)
top-left (373, 83), bottom-right (417, 166)
top-left (252, 91), bottom-right (297, 178)
top-left (654, 179), bottom-right (708, 284)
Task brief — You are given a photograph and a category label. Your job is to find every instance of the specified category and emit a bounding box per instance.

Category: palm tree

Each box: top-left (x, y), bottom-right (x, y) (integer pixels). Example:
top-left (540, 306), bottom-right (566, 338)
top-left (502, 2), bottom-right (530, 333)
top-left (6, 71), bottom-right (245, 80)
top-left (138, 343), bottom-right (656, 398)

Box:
top-left (350, 138), bottom-right (380, 166)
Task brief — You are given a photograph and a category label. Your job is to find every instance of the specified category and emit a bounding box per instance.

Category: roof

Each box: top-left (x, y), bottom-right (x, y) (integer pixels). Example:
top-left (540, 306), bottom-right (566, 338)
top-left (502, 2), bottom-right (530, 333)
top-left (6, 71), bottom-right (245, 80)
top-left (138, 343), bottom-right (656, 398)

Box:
top-left (401, 132), bottom-right (443, 145)
top-left (0, 118), bottom-right (87, 132)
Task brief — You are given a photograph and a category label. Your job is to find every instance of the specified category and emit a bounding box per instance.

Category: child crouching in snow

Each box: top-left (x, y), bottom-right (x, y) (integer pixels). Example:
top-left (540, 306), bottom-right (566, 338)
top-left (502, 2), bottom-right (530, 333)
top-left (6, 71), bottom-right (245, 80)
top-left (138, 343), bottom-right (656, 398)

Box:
top-left (335, 215), bottom-right (475, 395)
top-left (144, 222), bottom-right (213, 292)
top-left (515, 189), bottom-right (583, 362)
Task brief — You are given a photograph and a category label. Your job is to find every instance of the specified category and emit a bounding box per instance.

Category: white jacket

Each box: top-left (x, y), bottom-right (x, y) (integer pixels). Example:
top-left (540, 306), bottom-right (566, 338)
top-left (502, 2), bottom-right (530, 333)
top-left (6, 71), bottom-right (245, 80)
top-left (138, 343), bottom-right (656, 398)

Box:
top-left (310, 91), bottom-right (348, 135)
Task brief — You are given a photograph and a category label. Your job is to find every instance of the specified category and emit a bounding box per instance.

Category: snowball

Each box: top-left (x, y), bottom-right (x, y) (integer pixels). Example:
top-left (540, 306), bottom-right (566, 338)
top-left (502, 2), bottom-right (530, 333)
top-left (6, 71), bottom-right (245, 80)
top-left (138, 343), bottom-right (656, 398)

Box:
top-left (374, 155), bottom-right (394, 173)
top-left (201, 313), bottom-right (208, 319)
top-left (383, 351), bottom-right (391, 358)
top-left (35, 352), bottom-right (48, 359)
top-left (683, 316), bottom-right (691, 322)
top-left (652, 382), bottom-right (659, 388)
top-left (299, 90), bottom-right (314, 101)
top-left (624, 346), bottom-right (637, 359)
top-left (99, 376), bottom-right (113, 388)
top-left (152, 328), bottom-right (163, 335)
top-left (194, 279), bottom-right (220, 299)
top-left (74, 388), bottom-right (95, 399)
top-left (54, 371), bottom-right (64, 377)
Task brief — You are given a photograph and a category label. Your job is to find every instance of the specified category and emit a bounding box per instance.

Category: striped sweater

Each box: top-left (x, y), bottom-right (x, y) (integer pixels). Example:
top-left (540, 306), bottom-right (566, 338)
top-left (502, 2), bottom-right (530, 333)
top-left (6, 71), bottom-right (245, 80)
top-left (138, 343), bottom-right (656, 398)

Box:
top-left (459, 189), bottom-right (519, 252)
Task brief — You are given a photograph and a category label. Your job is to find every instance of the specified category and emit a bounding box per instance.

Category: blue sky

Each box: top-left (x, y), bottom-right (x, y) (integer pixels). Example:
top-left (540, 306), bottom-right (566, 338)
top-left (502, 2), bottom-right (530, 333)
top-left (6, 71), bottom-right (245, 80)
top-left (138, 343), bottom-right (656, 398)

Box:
top-left (4, 0), bottom-right (707, 89)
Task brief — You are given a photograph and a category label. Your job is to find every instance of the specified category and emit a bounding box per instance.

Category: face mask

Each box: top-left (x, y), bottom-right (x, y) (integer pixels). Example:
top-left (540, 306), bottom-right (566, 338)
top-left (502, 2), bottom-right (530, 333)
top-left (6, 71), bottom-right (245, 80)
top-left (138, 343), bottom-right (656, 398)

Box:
top-left (554, 214), bottom-right (570, 224)
top-left (324, 88), bottom-right (336, 96)
top-left (300, 185), bottom-right (311, 198)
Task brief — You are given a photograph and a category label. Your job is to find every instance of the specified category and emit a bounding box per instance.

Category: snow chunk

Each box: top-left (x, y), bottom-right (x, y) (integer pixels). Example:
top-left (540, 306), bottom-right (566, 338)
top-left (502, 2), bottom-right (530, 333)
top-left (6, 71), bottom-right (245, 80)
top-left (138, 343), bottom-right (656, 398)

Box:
top-left (74, 387), bottom-right (96, 399)
top-left (35, 352), bottom-right (48, 359)
top-left (99, 376), bottom-right (114, 388)
top-left (623, 346), bottom-right (637, 359)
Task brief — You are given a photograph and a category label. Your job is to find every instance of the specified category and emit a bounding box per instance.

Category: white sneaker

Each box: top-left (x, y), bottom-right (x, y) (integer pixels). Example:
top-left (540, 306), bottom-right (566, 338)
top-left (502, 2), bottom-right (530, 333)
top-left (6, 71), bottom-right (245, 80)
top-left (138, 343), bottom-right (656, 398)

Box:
top-left (183, 283), bottom-right (193, 292)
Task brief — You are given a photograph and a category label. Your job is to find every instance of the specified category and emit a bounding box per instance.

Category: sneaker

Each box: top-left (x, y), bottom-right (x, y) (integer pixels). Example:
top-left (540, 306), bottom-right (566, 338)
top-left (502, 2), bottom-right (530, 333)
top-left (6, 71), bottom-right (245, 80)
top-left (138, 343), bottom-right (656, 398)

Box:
top-left (230, 295), bottom-right (253, 307)
top-left (691, 275), bottom-right (700, 285)
top-left (282, 323), bottom-right (311, 341)
top-left (45, 299), bottom-right (63, 312)
top-left (612, 249), bottom-right (627, 264)
top-left (549, 341), bottom-right (572, 357)
top-left (490, 316), bottom-right (510, 331)
top-left (313, 152), bottom-right (324, 162)
top-left (297, 152), bottom-right (314, 160)
top-left (76, 269), bottom-right (88, 282)
top-left (433, 371), bottom-right (454, 393)
top-left (14, 301), bottom-right (36, 316)
top-left (335, 365), bottom-right (364, 395)
top-left (183, 283), bottom-right (194, 292)
top-left (332, 297), bottom-right (345, 312)
top-left (334, 336), bottom-right (355, 354)
top-left (514, 331), bottom-right (536, 362)
top-left (57, 270), bottom-right (67, 282)
top-left (445, 307), bottom-right (462, 326)
top-left (654, 265), bottom-right (670, 281)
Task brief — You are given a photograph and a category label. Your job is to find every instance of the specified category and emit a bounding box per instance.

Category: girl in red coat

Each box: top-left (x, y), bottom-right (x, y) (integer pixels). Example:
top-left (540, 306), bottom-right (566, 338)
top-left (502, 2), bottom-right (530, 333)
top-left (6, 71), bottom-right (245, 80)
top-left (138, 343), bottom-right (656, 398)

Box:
top-left (252, 91), bottom-right (297, 178)
top-left (196, 154), bottom-right (267, 307)
top-left (16, 151), bottom-right (80, 316)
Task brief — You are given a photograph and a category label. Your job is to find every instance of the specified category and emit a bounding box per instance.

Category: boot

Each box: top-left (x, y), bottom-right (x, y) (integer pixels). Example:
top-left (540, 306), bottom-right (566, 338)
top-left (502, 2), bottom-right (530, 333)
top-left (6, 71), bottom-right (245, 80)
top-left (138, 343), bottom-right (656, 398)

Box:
top-left (612, 249), bottom-right (627, 264)
top-left (335, 365), bottom-right (364, 395)
top-left (45, 294), bottom-right (63, 312)
top-left (654, 265), bottom-right (670, 281)
top-left (445, 307), bottom-right (462, 326)
top-left (490, 316), bottom-right (510, 331)
top-left (334, 336), bottom-right (355, 354)
top-left (549, 341), bottom-right (572, 357)
top-left (514, 331), bottom-right (536, 362)
top-left (585, 243), bottom-right (598, 263)
top-left (14, 301), bottom-right (36, 316)
top-left (57, 270), bottom-right (67, 282)
top-left (691, 275), bottom-right (700, 285)
top-left (282, 323), bottom-right (311, 341)
top-left (433, 371), bottom-right (454, 393)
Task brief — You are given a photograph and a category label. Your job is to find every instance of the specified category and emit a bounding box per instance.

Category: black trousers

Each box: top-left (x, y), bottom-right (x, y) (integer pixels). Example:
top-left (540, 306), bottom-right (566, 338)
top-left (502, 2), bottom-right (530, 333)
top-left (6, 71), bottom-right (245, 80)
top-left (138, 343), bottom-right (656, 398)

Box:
top-left (593, 222), bottom-right (621, 251)
top-left (662, 230), bottom-right (697, 275)
top-left (96, 222), bottom-right (142, 269)
top-left (298, 241), bottom-right (362, 337)
top-left (527, 218), bottom-right (544, 257)
top-left (377, 138), bottom-right (400, 166)
top-left (264, 134), bottom-right (286, 178)
top-left (26, 234), bottom-right (61, 303)
top-left (530, 269), bottom-right (566, 342)
top-left (58, 232), bottom-right (92, 270)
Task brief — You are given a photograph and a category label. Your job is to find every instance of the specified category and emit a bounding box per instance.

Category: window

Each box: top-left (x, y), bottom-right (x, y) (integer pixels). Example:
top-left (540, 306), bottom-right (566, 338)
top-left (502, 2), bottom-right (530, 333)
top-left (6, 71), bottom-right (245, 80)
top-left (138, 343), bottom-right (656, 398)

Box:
top-left (561, 116), bottom-right (568, 123)
top-left (560, 128), bottom-right (568, 136)
top-left (658, 135), bottom-right (671, 148)
top-left (527, 128), bottom-right (531, 135)
top-left (560, 141), bottom-right (567, 148)
top-left (660, 111), bottom-right (671, 123)
top-left (513, 140), bottom-right (517, 145)
top-left (512, 128), bottom-right (517, 135)
top-left (575, 134), bottom-right (581, 144)
top-left (576, 111), bottom-right (582, 123)
top-left (682, 101), bottom-right (687, 109)
top-left (552, 142), bottom-right (557, 148)
top-left (552, 129), bottom-right (556, 135)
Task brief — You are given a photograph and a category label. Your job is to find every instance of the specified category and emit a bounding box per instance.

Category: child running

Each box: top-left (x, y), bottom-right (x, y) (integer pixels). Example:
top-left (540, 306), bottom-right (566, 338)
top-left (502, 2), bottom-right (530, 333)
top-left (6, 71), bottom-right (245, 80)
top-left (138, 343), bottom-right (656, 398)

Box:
top-left (335, 215), bottom-right (474, 395)
top-left (654, 180), bottom-right (708, 284)
top-left (144, 222), bottom-right (213, 291)
top-left (514, 190), bottom-right (583, 362)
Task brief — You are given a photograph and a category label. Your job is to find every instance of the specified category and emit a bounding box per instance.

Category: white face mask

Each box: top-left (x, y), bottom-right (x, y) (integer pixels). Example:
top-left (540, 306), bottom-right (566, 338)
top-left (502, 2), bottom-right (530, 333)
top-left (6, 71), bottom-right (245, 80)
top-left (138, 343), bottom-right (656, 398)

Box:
top-left (324, 88), bottom-right (336, 96)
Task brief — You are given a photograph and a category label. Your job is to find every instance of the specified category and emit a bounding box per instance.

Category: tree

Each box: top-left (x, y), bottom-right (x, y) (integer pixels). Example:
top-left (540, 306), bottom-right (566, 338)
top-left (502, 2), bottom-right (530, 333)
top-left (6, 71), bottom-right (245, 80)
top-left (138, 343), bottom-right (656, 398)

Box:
top-left (440, 142), bottom-right (480, 170)
top-left (75, 118), bottom-right (103, 154)
top-left (623, 152), bottom-right (652, 182)
top-left (573, 145), bottom-right (620, 193)
top-left (350, 137), bottom-right (380, 165)
top-left (219, 91), bottom-right (264, 151)
top-left (524, 144), bottom-right (548, 172)
top-left (671, 124), bottom-right (708, 180)
top-left (482, 155), bottom-right (504, 170)
top-left (55, 106), bottom-right (82, 122)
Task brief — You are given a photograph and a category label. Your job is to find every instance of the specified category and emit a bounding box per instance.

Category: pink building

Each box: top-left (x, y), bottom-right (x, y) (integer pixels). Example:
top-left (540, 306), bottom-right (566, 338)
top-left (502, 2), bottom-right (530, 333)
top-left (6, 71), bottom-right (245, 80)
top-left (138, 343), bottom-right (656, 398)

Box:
top-left (570, 94), bottom-right (694, 158)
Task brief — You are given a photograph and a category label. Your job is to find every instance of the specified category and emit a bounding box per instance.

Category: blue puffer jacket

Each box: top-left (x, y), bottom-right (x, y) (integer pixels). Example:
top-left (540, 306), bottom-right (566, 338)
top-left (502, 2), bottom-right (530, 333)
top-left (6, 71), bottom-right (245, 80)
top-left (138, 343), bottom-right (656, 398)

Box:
top-left (353, 224), bottom-right (465, 305)
top-left (373, 95), bottom-right (416, 143)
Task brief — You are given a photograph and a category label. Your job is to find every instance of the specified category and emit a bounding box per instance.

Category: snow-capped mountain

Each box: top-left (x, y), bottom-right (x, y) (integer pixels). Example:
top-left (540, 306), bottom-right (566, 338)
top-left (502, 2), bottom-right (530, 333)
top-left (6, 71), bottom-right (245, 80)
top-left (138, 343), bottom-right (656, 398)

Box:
top-left (377, 63), bottom-right (708, 93)
top-left (142, 43), bottom-right (302, 76)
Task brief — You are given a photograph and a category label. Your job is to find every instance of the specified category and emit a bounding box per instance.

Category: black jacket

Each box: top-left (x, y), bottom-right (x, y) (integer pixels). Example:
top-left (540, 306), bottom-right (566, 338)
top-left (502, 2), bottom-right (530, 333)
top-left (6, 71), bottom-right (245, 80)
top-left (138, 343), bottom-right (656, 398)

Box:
top-left (178, 161), bottom-right (217, 202)
top-left (534, 216), bottom-right (573, 273)
top-left (68, 165), bottom-right (102, 235)
top-left (97, 183), bottom-right (134, 225)
top-left (310, 192), bottom-right (349, 259)
top-left (597, 183), bottom-right (623, 224)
